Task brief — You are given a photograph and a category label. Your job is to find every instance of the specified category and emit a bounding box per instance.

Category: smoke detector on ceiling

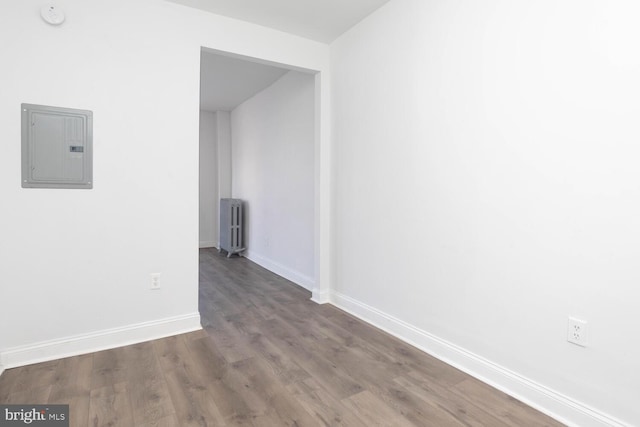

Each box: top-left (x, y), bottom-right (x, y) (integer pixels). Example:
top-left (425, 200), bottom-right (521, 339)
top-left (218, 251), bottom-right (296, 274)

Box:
top-left (40, 5), bottom-right (65, 25)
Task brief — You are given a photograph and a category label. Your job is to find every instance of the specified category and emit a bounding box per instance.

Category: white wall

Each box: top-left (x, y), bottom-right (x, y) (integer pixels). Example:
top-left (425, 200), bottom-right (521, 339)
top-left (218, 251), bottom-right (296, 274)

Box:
top-left (217, 111), bottom-right (232, 201)
top-left (0, 0), bottom-right (329, 369)
top-left (331, 1), bottom-right (640, 426)
top-left (199, 110), bottom-right (218, 248)
top-left (231, 71), bottom-right (316, 289)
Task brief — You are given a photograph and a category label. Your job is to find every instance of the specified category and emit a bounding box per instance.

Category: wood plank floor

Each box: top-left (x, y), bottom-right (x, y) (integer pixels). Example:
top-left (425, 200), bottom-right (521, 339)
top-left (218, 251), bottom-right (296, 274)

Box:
top-left (0, 248), bottom-right (565, 426)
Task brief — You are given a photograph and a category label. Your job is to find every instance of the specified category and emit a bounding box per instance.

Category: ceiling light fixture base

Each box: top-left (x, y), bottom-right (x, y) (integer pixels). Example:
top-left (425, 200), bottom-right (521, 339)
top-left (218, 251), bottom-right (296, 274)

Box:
top-left (41, 5), bottom-right (65, 26)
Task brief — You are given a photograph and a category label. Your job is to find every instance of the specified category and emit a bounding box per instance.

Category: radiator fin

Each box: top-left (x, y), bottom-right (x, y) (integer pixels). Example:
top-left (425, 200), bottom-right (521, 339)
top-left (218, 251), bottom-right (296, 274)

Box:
top-left (219, 198), bottom-right (245, 257)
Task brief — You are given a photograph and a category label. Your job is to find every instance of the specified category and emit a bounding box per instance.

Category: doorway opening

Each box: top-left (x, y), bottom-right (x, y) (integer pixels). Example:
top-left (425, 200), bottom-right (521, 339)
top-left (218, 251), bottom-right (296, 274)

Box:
top-left (198, 48), bottom-right (318, 318)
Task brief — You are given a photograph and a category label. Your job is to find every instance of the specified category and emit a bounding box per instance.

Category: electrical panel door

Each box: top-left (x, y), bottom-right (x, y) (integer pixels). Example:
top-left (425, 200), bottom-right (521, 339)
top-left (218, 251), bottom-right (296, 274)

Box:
top-left (22, 103), bottom-right (93, 189)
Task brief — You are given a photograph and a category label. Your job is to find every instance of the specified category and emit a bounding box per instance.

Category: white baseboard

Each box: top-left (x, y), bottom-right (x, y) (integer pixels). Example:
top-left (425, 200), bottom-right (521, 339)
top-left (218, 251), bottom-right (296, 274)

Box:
top-left (244, 250), bottom-right (315, 291)
top-left (199, 241), bottom-right (217, 248)
top-left (311, 289), bottom-right (330, 304)
top-left (330, 291), bottom-right (628, 427)
top-left (0, 313), bottom-right (202, 369)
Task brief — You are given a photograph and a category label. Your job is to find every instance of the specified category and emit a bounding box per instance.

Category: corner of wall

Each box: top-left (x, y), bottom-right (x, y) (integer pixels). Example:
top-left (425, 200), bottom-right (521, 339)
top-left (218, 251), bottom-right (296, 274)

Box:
top-left (311, 289), bottom-right (331, 304)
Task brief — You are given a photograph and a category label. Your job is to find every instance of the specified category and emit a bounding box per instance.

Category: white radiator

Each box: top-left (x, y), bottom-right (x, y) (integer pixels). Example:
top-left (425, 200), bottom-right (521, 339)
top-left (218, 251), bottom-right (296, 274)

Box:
top-left (219, 198), bottom-right (245, 257)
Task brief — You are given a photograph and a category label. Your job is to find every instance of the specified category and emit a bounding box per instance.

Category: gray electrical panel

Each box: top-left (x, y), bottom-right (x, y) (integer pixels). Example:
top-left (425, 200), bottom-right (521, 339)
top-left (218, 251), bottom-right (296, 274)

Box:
top-left (22, 103), bottom-right (93, 189)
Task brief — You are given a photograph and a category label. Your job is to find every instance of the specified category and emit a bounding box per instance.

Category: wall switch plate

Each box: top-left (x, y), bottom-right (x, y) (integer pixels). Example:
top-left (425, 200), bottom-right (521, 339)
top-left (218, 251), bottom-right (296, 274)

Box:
top-left (150, 273), bottom-right (161, 290)
top-left (567, 317), bottom-right (587, 347)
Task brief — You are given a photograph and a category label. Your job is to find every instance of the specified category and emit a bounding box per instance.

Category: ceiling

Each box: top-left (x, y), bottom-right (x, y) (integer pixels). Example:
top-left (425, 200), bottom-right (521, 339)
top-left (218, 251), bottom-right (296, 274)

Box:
top-left (196, 0), bottom-right (392, 111)
top-left (167, 0), bottom-right (391, 43)
top-left (200, 51), bottom-right (289, 112)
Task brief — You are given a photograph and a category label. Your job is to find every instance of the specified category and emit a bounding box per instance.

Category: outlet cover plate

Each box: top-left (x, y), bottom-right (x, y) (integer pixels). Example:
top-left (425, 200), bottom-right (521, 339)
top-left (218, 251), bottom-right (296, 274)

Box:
top-left (567, 317), bottom-right (588, 347)
top-left (150, 273), bottom-right (161, 290)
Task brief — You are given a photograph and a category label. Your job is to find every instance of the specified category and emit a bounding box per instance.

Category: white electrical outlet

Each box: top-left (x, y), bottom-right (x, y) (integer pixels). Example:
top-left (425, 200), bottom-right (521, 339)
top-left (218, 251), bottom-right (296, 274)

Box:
top-left (567, 317), bottom-right (587, 347)
top-left (150, 273), bottom-right (161, 290)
